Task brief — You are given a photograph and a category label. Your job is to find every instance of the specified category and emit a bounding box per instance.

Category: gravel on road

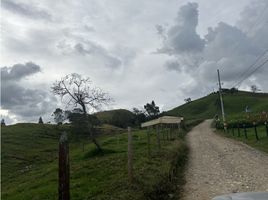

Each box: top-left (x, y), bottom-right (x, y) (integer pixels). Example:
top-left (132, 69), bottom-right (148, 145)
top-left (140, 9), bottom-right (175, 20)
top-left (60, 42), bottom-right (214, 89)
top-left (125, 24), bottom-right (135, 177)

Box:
top-left (182, 120), bottom-right (268, 200)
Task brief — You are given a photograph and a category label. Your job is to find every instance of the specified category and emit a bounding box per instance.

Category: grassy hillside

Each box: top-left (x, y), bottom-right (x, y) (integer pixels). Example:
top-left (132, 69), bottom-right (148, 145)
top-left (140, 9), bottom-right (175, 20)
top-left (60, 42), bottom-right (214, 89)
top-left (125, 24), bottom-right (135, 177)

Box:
top-left (2, 123), bottom-right (188, 200)
top-left (166, 90), bottom-right (268, 120)
top-left (95, 109), bottom-right (135, 128)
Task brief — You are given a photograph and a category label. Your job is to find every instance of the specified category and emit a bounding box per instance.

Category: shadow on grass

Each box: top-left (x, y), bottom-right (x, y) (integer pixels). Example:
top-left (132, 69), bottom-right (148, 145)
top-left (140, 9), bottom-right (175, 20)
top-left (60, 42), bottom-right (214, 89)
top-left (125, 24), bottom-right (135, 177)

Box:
top-left (83, 148), bottom-right (119, 159)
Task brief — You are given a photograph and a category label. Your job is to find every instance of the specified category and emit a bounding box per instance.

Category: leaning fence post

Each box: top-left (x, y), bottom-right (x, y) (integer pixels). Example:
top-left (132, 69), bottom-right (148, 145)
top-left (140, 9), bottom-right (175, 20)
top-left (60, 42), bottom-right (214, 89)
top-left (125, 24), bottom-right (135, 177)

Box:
top-left (253, 122), bottom-right (259, 141)
top-left (243, 124), bottom-right (248, 139)
top-left (59, 132), bottom-right (70, 200)
top-left (127, 127), bottom-right (133, 183)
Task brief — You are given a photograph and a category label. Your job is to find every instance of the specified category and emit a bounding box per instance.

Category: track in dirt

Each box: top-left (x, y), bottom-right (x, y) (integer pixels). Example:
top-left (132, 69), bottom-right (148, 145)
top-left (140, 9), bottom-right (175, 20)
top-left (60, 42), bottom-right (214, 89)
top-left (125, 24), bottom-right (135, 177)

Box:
top-left (182, 120), bottom-right (268, 200)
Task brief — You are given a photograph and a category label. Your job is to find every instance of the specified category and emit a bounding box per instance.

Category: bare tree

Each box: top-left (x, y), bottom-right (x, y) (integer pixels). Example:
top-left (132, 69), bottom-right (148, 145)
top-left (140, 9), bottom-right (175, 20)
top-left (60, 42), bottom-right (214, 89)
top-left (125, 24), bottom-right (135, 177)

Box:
top-left (250, 85), bottom-right (260, 93)
top-left (51, 73), bottom-right (112, 151)
top-left (184, 97), bottom-right (191, 104)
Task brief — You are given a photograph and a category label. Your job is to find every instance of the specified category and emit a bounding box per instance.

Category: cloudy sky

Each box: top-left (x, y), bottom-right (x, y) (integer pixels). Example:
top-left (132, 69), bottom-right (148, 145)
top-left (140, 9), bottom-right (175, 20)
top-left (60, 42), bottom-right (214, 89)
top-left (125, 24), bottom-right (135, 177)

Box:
top-left (1, 0), bottom-right (268, 124)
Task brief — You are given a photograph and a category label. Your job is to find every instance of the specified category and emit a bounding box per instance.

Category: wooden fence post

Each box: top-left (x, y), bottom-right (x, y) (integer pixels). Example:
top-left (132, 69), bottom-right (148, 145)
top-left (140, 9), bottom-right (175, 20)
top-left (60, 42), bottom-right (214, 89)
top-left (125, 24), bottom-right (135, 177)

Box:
top-left (161, 124), bottom-right (165, 141)
top-left (169, 125), bottom-right (172, 140)
top-left (166, 125), bottom-right (169, 140)
top-left (59, 132), bottom-right (70, 200)
top-left (243, 124), bottom-right (248, 139)
top-left (172, 124), bottom-right (175, 139)
top-left (157, 125), bottom-right (161, 151)
top-left (177, 123), bottom-right (180, 137)
top-left (128, 127), bottom-right (133, 183)
top-left (226, 123), bottom-right (229, 133)
top-left (265, 121), bottom-right (268, 137)
top-left (253, 122), bottom-right (259, 141)
top-left (147, 127), bottom-right (151, 157)
top-left (232, 125), bottom-right (234, 136)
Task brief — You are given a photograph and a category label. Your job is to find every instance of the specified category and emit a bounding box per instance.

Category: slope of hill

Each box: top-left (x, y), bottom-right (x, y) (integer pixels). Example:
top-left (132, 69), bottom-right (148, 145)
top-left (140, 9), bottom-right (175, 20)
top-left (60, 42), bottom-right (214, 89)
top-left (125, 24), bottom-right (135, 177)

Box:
top-left (94, 109), bottom-right (135, 128)
top-left (165, 90), bottom-right (268, 120)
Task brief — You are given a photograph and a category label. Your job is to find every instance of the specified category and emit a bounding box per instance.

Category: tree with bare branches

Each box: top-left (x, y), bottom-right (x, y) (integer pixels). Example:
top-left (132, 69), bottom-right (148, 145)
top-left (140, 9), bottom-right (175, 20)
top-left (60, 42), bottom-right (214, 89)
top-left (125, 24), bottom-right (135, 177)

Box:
top-left (51, 73), bottom-right (112, 151)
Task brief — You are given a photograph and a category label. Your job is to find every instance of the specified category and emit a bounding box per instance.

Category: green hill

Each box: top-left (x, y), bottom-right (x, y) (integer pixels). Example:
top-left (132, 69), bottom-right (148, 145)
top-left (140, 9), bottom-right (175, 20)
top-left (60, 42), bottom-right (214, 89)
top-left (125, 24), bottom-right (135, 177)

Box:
top-left (95, 109), bottom-right (135, 128)
top-left (165, 90), bottom-right (268, 120)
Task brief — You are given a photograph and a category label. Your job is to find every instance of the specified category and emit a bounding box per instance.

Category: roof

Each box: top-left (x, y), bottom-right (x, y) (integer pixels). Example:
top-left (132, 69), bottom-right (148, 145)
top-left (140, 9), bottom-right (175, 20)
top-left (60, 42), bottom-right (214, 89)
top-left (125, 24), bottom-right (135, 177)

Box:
top-left (141, 116), bottom-right (183, 128)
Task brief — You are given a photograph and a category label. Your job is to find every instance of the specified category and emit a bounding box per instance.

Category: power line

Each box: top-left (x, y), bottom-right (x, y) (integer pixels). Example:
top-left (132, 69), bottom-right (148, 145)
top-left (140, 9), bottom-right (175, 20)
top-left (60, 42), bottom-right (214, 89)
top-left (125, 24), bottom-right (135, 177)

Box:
top-left (231, 49), bottom-right (268, 88)
top-left (219, 3), bottom-right (268, 71)
top-left (233, 59), bottom-right (268, 88)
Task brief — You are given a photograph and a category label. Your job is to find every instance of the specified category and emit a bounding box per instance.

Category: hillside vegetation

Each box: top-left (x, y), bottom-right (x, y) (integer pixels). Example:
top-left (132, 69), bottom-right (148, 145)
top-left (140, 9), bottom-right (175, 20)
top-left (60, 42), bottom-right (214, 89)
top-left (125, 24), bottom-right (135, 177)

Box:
top-left (2, 123), bottom-right (189, 200)
top-left (166, 90), bottom-right (268, 120)
top-left (95, 109), bottom-right (135, 128)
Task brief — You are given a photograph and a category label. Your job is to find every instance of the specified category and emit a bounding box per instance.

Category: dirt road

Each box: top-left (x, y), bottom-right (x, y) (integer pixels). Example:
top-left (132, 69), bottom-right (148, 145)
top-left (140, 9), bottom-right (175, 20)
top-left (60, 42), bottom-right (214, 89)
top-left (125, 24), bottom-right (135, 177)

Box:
top-left (182, 120), bottom-right (268, 200)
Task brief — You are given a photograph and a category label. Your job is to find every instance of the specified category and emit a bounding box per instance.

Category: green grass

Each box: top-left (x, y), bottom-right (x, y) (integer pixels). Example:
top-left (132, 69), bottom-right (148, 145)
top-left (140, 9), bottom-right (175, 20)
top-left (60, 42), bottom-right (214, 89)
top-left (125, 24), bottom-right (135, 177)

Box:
top-left (2, 123), bottom-right (189, 200)
top-left (165, 90), bottom-right (268, 121)
top-left (217, 125), bottom-right (268, 153)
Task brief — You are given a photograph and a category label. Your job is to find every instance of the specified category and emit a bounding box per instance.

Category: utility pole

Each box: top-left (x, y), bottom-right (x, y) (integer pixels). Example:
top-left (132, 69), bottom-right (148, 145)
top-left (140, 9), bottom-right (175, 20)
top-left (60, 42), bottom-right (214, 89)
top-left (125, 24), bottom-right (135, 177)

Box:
top-left (217, 69), bottom-right (226, 124)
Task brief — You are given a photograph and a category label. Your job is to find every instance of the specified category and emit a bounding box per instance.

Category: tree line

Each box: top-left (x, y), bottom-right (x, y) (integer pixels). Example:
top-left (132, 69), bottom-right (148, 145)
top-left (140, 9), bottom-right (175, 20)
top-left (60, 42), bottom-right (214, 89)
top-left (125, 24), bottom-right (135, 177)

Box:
top-left (50, 73), bottom-right (161, 152)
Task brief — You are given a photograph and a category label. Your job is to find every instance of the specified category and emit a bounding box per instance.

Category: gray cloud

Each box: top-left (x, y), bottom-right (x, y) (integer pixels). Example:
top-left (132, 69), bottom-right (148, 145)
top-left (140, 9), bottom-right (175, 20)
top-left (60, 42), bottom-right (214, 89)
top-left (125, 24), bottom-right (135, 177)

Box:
top-left (2, 0), bottom-right (52, 21)
top-left (1, 62), bottom-right (56, 120)
top-left (160, 1), bottom-right (268, 94)
top-left (1, 62), bottom-right (41, 81)
top-left (157, 2), bottom-right (205, 54)
top-left (58, 40), bottom-right (122, 69)
top-left (165, 60), bottom-right (181, 72)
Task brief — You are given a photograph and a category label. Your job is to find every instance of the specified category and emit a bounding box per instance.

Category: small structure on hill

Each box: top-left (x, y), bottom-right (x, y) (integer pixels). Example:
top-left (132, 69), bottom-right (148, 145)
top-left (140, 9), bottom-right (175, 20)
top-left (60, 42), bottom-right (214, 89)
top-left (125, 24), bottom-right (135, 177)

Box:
top-left (141, 116), bottom-right (183, 128)
top-left (141, 116), bottom-right (183, 157)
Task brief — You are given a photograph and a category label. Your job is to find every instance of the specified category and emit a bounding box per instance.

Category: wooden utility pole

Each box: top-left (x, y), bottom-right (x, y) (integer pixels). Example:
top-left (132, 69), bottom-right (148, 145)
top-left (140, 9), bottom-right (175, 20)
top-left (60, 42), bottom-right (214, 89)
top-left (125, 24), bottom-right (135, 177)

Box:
top-left (127, 127), bottom-right (133, 183)
top-left (59, 132), bottom-right (70, 200)
top-left (217, 69), bottom-right (226, 125)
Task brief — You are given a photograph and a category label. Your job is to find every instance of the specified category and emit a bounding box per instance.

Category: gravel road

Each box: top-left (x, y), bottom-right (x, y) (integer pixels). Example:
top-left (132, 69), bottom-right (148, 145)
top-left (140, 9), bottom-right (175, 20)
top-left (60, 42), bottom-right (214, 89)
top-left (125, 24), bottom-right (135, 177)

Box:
top-left (182, 120), bottom-right (268, 200)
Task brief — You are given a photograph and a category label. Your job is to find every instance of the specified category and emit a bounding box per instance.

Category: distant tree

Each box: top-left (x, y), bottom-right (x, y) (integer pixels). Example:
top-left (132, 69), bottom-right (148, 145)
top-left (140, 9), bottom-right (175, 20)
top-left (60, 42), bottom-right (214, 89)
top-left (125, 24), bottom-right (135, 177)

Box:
top-left (1, 119), bottom-right (6, 126)
top-left (51, 73), bottom-right (112, 152)
top-left (52, 108), bottom-right (66, 125)
top-left (132, 107), bottom-right (146, 126)
top-left (230, 87), bottom-right (238, 94)
top-left (38, 117), bottom-right (44, 124)
top-left (144, 101), bottom-right (160, 120)
top-left (184, 98), bottom-right (191, 103)
top-left (251, 85), bottom-right (260, 93)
